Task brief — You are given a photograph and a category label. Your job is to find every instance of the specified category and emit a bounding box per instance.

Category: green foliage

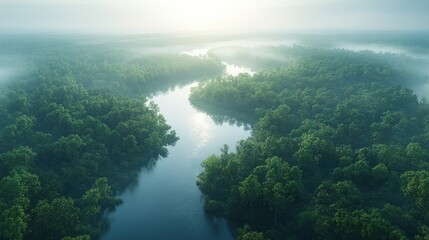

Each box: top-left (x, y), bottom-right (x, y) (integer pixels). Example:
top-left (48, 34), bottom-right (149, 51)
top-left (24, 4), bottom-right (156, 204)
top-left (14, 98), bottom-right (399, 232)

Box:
top-left (46, 52), bottom-right (225, 95)
top-left (239, 174), bottom-right (262, 209)
top-left (237, 225), bottom-right (270, 240)
top-left (1, 36), bottom-right (429, 240)
top-left (29, 197), bottom-right (80, 240)
top-left (62, 236), bottom-right (91, 240)
top-left (415, 225), bottom-right (429, 240)
top-left (0, 147), bottom-right (36, 176)
top-left (324, 209), bottom-right (406, 240)
top-left (82, 177), bottom-right (122, 225)
top-left (0, 205), bottom-right (28, 240)
top-left (192, 48), bottom-right (429, 239)
top-left (401, 171), bottom-right (429, 212)
top-left (0, 37), bottom-right (213, 239)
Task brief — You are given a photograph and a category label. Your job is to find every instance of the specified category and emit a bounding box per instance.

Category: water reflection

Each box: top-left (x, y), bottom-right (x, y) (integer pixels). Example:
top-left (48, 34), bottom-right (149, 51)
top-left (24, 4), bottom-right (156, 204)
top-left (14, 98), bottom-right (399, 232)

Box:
top-left (181, 48), bottom-right (260, 77)
top-left (191, 112), bottom-right (212, 156)
top-left (102, 81), bottom-right (250, 240)
top-left (103, 46), bottom-right (257, 240)
top-left (222, 61), bottom-right (254, 76)
top-left (192, 103), bottom-right (253, 130)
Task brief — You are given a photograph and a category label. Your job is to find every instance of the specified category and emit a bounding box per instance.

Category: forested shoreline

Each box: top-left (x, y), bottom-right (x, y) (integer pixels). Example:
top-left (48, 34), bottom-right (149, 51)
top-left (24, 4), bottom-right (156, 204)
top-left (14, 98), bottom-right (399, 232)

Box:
top-left (0, 37), bottom-right (224, 240)
top-left (2, 35), bottom-right (429, 240)
top-left (190, 48), bottom-right (429, 239)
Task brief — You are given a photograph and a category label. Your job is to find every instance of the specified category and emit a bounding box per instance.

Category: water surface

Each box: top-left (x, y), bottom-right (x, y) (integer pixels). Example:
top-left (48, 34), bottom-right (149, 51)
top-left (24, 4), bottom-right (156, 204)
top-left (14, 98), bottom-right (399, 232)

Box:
top-left (102, 81), bottom-right (250, 240)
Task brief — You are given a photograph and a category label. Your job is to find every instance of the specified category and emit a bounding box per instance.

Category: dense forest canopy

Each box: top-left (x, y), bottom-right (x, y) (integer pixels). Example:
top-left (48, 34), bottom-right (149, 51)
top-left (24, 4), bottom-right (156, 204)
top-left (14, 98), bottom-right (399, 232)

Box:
top-left (190, 48), bottom-right (429, 240)
top-left (0, 36), bottom-right (224, 239)
top-left (1, 33), bottom-right (429, 239)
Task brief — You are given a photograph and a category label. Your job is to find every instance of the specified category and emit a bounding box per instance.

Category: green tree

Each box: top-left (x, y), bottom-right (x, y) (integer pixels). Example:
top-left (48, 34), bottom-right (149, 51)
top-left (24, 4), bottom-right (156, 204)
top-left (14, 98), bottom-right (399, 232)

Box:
top-left (52, 134), bottom-right (85, 163)
top-left (239, 174), bottom-right (261, 210)
top-left (401, 170), bottom-right (429, 212)
top-left (30, 197), bottom-right (80, 240)
top-left (82, 178), bottom-right (121, 225)
top-left (237, 225), bottom-right (270, 240)
top-left (0, 170), bottom-right (40, 209)
top-left (62, 235), bottom-right (91, 240)
top-left (262, 157), bottom-right (302, 224)
top-left (0, 147), bottom-right (36, 176)
top-left (415, 225), bottom-right (429, 240)
top-left (0, 205), bottom-right (28, 240)
top-left (197, 154), bottom-right (230, 200)
top-left (82, 188), bottom-right (101, 223)
top-left (314, 181), bottom-right (362, 210)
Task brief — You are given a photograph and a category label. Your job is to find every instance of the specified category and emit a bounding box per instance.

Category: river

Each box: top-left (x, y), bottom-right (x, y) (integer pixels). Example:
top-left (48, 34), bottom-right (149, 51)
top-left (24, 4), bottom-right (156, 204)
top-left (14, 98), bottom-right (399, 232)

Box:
top-left (102, 65), bottom-right (252, 239)
top-left (101, 41), bottom-right (429, 240)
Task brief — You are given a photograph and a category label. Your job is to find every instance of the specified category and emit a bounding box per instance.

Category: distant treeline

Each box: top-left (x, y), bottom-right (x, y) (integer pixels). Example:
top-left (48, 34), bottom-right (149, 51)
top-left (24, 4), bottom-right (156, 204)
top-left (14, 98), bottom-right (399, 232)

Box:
top-left (42, 53), bottom-right (225, 95)
top-left (190, 48), bottom-right (429, 239)
top-left (0, 37), bottom-right (224, 240)
top-left (0, 35), bottom-right (225, 95)
top-left (209, 45), bottom-right (428, 79)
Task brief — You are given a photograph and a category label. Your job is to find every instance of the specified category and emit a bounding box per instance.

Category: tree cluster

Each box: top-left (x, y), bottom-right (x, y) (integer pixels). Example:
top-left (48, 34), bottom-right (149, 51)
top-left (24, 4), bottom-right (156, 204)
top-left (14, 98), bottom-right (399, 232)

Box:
top-left (0, 37), bottom-right (222, 239)
top-left (191, 48), bottom-right (429, 239)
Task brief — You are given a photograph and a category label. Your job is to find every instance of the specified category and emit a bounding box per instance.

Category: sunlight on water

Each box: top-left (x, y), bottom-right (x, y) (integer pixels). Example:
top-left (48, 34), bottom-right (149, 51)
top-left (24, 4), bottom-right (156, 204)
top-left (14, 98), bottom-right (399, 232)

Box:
top-left (222, 61), bottom-right (255, 76)
top-left (180, 39), bottom-right (298, 59)
top-left (190, 111), bottom-right (212, 156)
top-left (181, 48), bottom-right (255, 76)
top-left (104, 80), bottom-right (249, 240)
top-left (103, 48), bottom-right (253, 240)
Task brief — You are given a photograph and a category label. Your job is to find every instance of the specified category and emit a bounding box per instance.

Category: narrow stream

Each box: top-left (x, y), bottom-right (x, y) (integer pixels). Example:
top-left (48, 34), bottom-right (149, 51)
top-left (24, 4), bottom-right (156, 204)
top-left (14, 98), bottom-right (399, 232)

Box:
top-left (102, 65), bottom-right (251, 239)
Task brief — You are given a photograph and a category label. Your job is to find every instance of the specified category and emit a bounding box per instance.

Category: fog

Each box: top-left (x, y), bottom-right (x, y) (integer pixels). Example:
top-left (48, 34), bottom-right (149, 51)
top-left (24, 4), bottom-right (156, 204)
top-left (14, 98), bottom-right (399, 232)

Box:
top-left (0, 54), bottom-right (28, 87)
top-left (1, 2), bottom-right (429, 239)
top-left (0, 68), bottom-right (12, 83)
top-left (0, 0), bottom-right (428, 34)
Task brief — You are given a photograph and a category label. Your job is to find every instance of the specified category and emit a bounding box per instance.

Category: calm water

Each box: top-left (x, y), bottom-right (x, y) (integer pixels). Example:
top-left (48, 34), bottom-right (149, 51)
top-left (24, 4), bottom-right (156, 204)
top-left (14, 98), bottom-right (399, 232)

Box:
top-left (222, 62), bottom-right (254, 76)
top-left (180, 48), bottom-right (254, 77)
top-left (102, 41), bottom-right (429, 239)
top-left (102, 80), bottom-right (250, 239)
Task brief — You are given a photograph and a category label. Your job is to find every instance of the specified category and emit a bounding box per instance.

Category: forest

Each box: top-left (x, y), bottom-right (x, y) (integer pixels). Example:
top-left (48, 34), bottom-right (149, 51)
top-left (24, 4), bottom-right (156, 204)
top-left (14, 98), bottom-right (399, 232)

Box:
top-left (190, 48), bottom-right (429, 239)
top-left (1, 0), bottom-right (429, 238)
top-left (1, 34), bottom-right (429, 240)
top-left (0, 36), bottom-right (224, 240)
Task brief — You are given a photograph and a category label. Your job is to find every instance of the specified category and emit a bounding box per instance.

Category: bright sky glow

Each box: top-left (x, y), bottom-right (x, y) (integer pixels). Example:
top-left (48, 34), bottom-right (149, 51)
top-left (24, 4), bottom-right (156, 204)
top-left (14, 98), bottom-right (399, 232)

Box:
top-left (0, 0), bottom-right (428, 33)
top-left (173, 0), bottom-right (233, 31)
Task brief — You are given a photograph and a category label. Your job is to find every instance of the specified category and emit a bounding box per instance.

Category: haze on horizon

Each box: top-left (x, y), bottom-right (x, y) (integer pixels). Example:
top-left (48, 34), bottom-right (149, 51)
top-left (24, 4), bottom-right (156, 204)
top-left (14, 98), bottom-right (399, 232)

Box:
top-left (0, 0), bottom-right (428, 34)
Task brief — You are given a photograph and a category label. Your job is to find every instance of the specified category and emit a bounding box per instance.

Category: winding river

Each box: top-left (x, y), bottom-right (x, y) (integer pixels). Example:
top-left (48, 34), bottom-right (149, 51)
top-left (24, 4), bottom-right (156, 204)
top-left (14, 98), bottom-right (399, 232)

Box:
top-left (102, 63), bottom-right (252, 239)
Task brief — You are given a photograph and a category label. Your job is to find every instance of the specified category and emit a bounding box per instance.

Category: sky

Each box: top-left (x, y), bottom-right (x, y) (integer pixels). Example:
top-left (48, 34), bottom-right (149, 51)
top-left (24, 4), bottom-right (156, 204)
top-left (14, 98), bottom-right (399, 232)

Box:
top-left (0, 0), bottom-right (428, 34)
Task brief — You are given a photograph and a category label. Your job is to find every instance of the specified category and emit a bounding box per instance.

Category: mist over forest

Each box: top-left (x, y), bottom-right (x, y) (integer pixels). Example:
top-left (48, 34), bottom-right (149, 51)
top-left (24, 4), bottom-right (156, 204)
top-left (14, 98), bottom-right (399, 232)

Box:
top-left (1, 0), bottom-right (429, 240)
